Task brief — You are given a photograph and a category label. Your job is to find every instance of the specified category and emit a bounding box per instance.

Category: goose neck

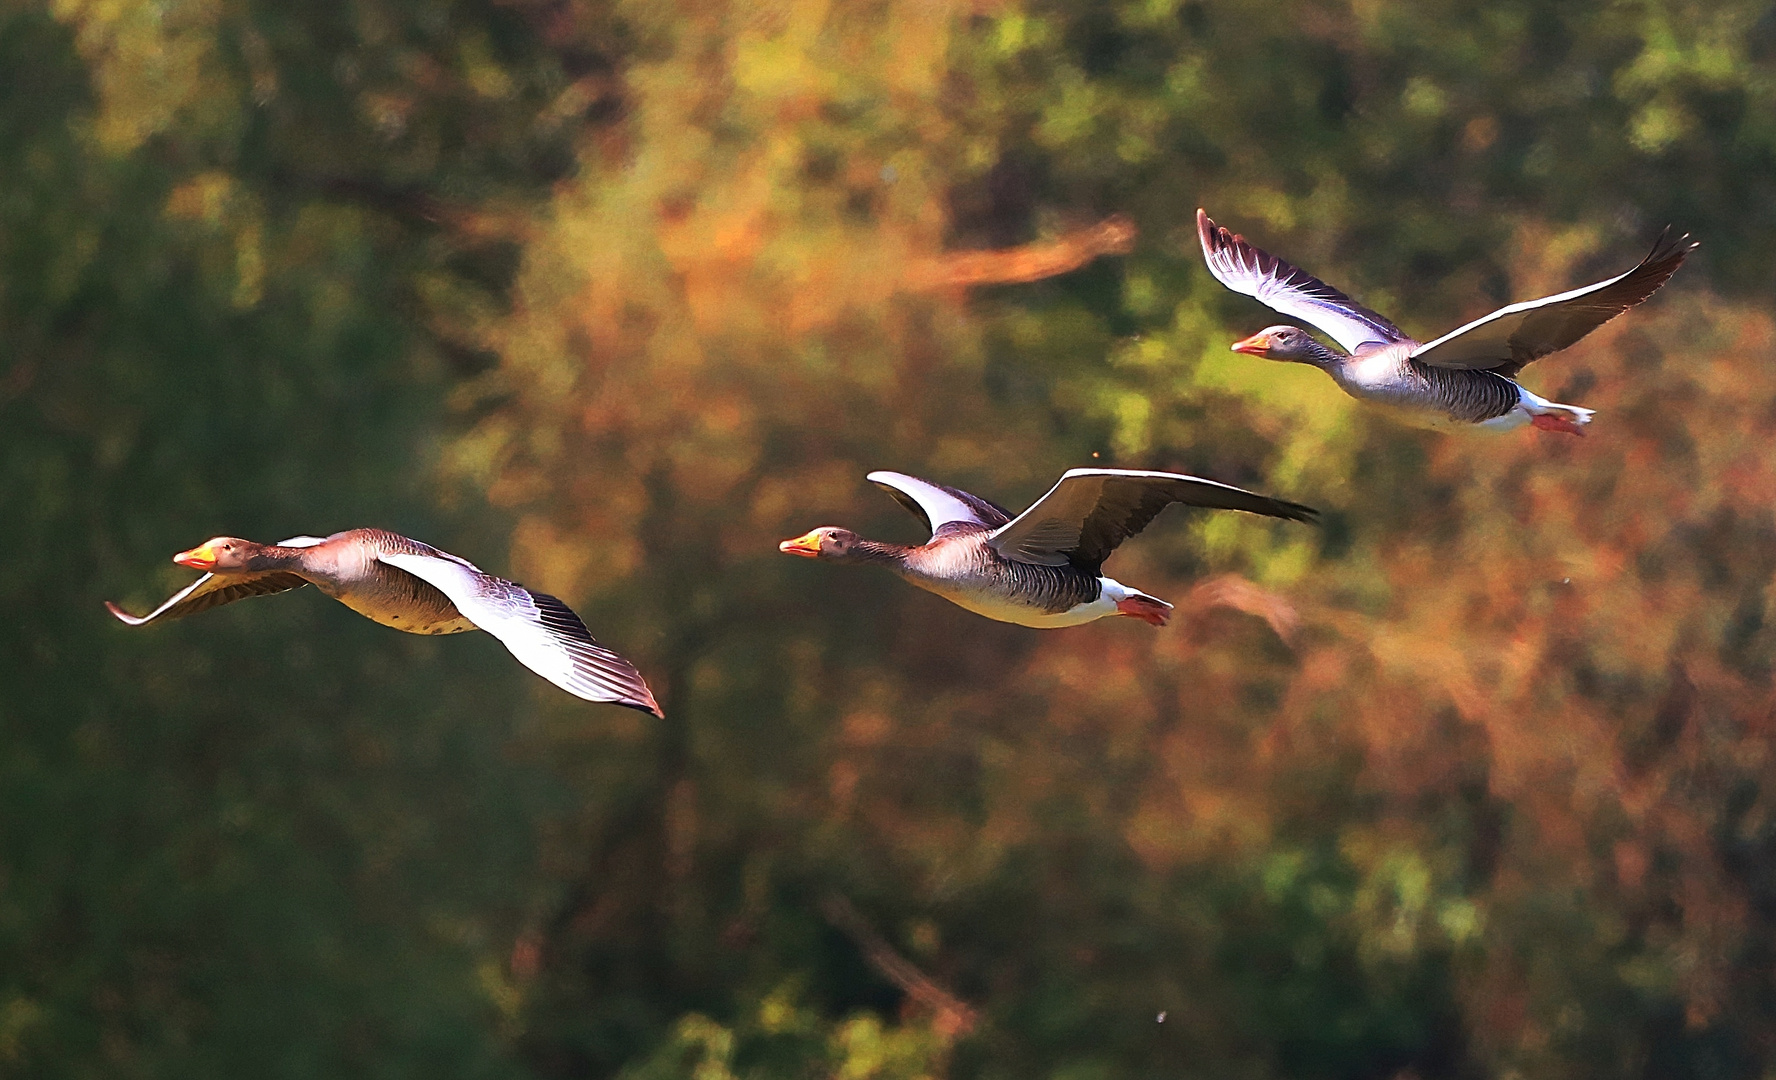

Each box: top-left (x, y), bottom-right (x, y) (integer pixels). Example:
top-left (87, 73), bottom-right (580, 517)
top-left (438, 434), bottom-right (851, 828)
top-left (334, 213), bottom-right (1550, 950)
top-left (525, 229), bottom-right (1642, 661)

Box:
top-left (244, 544), bottom-right (307, 573)
top-left (1304, 337), bottom-right (1352, 367)
top-left (853, 538), bottom-right (913, 566)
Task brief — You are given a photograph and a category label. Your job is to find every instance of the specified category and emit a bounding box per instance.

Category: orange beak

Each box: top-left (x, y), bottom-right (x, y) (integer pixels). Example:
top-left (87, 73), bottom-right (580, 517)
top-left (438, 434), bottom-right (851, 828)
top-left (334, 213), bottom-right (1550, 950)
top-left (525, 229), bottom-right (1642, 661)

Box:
top-left (1230, 331), bottom-right (1272, 356)
top-left (173, 542), bottom-right (220, 571)
top-left (778, 531), bottom-right (823, 558)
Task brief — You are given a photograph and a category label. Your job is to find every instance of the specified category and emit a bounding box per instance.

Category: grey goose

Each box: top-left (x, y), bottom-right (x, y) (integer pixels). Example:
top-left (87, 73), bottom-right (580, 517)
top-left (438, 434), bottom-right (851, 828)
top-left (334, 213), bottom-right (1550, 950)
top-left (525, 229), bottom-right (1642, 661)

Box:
top-left (779, 469), bottom-right (1317, 628)
top-left (1198, 209), bottom-right (1695, 434)
top-left (106, 529), bottom-right (661, 715)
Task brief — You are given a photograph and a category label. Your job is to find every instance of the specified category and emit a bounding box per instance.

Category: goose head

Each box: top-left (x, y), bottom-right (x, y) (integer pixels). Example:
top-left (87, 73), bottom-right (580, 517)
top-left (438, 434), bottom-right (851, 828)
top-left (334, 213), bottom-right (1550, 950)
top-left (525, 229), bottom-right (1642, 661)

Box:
top-left (779, 527), bottom-right (866, 562)
top-left (173, 537), bottom-right (254, 571)
top-left (1230, 325), bottom-right (1333, 365)
top-left (173, 537), bottom-right (296, 573)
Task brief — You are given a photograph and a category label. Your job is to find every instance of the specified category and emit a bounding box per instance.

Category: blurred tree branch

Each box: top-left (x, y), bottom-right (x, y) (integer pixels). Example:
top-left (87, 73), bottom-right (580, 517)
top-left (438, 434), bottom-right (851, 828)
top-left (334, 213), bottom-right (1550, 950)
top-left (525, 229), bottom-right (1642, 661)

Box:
top-left (819, 894), bottom-right (980, 1039)
top-left (905, 215), bottom-right (1135, 291)
top-left (1185, 574), bottom-right (1303, 645)
top-left (271, 172), bottom-right (538, 242)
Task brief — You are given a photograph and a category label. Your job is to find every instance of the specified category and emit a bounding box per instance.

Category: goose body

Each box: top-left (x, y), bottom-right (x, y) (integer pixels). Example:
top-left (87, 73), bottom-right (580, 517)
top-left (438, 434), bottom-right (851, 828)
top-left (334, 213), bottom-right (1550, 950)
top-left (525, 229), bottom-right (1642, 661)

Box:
top-left (779, 469), bottom-right (1317, 628)
top-left (894, 528), bottom-right (1139, 627)
top-left (106, 528), bottom-right (661, 715)
top-left (1197, 209), bottom-right (1696, 433)
top-left (1321, 345), bottom-right (1565, 432)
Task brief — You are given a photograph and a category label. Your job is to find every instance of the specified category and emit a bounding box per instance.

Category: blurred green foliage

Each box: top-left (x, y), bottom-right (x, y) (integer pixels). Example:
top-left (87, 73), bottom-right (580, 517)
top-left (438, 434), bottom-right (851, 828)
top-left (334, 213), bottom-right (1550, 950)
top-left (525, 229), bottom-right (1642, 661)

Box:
top-left (7, 0), bottom-right (1776, 1077)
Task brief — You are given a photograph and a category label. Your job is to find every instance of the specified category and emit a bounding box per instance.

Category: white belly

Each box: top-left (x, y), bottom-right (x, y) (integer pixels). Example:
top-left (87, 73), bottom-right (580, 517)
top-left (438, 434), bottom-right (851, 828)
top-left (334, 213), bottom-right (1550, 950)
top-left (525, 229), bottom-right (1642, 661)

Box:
top-left (908, 576), bottom-right (1125, 629)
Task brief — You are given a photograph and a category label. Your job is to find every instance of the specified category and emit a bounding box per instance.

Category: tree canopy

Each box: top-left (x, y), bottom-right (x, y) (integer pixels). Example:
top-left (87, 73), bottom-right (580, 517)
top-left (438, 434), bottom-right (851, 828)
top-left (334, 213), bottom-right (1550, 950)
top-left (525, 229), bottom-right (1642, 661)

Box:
top-left (6, 0), bottom-right (1776, 1077)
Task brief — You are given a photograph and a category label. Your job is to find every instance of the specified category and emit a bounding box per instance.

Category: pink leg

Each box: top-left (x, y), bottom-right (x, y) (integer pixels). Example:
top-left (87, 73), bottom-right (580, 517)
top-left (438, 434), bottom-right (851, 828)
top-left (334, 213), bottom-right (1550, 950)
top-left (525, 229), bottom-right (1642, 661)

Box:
top-left (1115, 595), bottom-right (1172, 626)
top-left (1531, 414), bottom-right (1586, 436)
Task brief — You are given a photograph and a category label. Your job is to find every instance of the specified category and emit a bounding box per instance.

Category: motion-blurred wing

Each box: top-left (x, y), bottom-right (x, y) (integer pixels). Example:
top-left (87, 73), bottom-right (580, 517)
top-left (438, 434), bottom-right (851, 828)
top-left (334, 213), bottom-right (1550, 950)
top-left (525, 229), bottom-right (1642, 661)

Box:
top-left (377, 552), bottom-right (662, 716)
top-left (1411, 229), bottom-right (1696, 374)
top-left (867, 471), bottom-right (1012, 537)
top-left (1198, 209), bottom-right (1410, 353)
top-left (988, 468), bottom-right (1319, 570)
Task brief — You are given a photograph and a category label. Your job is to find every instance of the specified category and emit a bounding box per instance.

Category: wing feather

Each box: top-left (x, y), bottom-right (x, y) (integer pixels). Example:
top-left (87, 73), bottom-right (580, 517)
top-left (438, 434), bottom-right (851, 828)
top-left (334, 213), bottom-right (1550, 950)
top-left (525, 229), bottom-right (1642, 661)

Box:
top-left (1410, 229), bottom-right (1696, 373)
top-left (867, 471), bottom-right (1011, 537)
top-left (988, 468), bottom-right (1318, 570)
top-left (376, 552), bottom-right (662, 716)
top-left (1198, 209), bottom-right (1411, 353)
top-left (106, 572), bottom-right (309, 625)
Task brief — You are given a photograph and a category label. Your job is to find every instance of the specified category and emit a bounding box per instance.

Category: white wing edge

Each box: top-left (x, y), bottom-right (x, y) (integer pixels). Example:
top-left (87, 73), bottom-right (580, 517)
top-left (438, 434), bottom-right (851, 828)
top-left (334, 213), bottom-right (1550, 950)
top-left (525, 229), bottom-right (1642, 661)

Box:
top-left (1408, 262), bottom-right (1648, 360)
top-left (987, 468), bottom-right (1313, 565)
top-left (989, 468), bottom-right (1270, 542)
top-left (866, 471), bottom-right (992, 536)
top-left (986, 469), bottom-right (1125, 566)
top-left (1046, 467), bottom-right (1283, 499)
top-left (105, 574), bottom-right (219, 626)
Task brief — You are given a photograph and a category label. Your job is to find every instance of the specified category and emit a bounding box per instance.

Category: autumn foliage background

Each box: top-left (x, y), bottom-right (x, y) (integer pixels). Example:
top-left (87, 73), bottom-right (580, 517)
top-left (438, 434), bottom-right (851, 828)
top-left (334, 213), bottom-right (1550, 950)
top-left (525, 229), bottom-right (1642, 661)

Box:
top-left (7, 0), bottom-right (1776, 1076)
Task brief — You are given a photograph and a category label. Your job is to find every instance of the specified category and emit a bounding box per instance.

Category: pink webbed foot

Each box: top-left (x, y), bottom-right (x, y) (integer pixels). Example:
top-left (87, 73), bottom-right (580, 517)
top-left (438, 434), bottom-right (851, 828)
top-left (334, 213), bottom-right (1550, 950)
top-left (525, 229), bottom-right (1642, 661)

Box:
top-left (1115, 595), bottom-right (1173, 627)
top-left (1530, 414), bottom-right (1587, 436)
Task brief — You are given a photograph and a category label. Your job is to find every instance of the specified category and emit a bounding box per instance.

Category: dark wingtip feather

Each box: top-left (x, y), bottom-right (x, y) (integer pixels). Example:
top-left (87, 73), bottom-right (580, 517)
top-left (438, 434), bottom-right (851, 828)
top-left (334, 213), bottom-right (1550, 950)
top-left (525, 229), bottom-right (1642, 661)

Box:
top-left (1198, 208), bottom-right (1238, 259)
top-left (530, 590), bottom-right (664, 715)
top-left (1198, 208), bottom-right (1242, 259)
top-left (1603, 226), bottom-right (1698, 313)
top-left (104, 600), bottom-right (144, 625)
top-left (615, 695), bottom-right (666, 719)
top-left (1647, 226), bottom-right (1698, 261)
top-left (1275, 499), bottom-right (1321, 524)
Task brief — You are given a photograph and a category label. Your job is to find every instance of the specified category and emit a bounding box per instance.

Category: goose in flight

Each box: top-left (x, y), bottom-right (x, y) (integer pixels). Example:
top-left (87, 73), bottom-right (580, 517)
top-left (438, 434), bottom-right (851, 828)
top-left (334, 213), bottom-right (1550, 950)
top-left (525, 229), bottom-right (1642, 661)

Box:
top-left (778, 469), bottom-right (1317, 627)
top-left (1197, 209), bottom-right (1695, 433)
top-left (106, 529), bottom-right (661, 715)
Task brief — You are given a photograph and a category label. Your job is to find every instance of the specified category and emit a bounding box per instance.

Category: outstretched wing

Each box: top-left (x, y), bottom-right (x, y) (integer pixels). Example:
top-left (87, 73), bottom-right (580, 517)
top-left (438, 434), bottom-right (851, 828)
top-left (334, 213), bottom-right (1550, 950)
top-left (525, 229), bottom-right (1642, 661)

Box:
top-left (867, 471), bottom-right (1012, 537)
top-left (1198, 209), bottom-right (1411, 354)
top-left (988, 468), bottom-right (1319, 570)
top-left (1411, 228), bottom-right (1696, 374)
top-left (106, 572), bottom-right (309, 626)
top-left (376, 552), bottom-right (662, 716)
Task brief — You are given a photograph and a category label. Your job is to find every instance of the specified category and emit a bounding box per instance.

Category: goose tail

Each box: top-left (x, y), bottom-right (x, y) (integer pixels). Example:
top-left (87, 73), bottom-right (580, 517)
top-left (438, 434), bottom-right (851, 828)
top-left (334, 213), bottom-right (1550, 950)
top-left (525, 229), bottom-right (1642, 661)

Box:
top-left (1522, 390), bottom-right (1595, 436)
top-left (1114, 592), bottom-right (1174, 627)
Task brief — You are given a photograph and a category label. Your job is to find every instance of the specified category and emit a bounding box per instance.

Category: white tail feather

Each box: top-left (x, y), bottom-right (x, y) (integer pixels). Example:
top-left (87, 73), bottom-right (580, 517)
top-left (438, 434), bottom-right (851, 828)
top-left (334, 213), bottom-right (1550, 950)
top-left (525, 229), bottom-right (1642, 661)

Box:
top-left (1520, 388), bottom-right (1595, 425)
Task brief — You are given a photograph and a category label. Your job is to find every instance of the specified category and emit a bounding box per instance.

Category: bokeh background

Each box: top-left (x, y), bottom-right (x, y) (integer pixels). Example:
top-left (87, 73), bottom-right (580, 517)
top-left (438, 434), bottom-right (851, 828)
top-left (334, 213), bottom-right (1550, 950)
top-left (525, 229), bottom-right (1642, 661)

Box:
top-left (6, 0), bottom-right (1776, 1076)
